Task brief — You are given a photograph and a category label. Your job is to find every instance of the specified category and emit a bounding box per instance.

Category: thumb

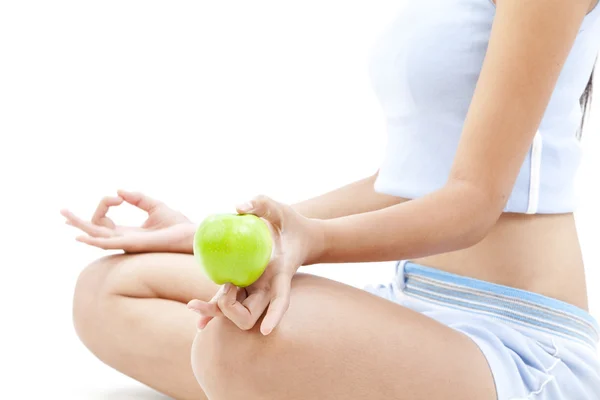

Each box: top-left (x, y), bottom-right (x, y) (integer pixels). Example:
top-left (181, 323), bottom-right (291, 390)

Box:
top-left (236, 195), bottom-right (283, 227)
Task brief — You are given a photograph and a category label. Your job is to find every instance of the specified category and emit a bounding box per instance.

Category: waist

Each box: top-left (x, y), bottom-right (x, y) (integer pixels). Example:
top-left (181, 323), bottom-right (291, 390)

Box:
top-left (397, 261), bottom-right (599, 349)
top-left (411, 212), bottom-right (589, 310)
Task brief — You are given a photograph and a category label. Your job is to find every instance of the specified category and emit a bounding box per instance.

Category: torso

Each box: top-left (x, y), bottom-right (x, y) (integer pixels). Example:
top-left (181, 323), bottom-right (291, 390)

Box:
top-left (368, 0), bottom-right (600, 311)
top-left (370, 0), bottom-right (600, 214)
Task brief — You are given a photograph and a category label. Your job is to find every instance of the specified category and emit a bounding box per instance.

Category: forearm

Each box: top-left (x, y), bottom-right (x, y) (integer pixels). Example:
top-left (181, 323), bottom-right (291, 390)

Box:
top-left (291, 173), bottom-right (403, 220)
top-left (178, 174), bottom-right (397, 254)
top-left (312, 181), bottom-right (499, 264)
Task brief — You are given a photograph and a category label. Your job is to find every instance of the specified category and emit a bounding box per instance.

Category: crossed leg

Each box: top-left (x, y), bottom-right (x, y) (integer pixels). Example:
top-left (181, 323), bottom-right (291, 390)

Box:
top-left (73, 253), bottom-right (496, 400)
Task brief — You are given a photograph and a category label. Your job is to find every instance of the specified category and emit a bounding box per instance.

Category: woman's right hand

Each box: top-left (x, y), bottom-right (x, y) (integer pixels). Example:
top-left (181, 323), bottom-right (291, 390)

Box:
top-left (61, 190), bottom-right (196, 254)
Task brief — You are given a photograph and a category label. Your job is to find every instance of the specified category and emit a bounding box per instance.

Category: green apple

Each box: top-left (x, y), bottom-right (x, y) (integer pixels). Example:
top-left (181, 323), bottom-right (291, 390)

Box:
top-left (193, 213), bottom-right (273, 287)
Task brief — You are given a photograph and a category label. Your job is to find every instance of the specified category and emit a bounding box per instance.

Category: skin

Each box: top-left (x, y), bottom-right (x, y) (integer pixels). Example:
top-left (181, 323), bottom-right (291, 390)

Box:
top-left (63, 0), bottom-right (598, 399)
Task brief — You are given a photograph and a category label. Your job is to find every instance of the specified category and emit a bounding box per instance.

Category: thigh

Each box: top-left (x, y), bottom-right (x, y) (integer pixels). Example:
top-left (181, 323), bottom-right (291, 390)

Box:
top-left (192, 273), bottom-right (497, 400)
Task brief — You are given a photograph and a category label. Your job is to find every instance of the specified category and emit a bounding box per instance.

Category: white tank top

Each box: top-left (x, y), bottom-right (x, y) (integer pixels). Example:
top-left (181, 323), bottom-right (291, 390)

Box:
top-left (369, 0), bottom-right (600, 213)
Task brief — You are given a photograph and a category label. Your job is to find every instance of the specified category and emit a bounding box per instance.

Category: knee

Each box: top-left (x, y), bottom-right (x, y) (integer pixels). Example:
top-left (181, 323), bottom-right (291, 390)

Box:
top-left (72, 255), bottom-right (127, 343)
top-left (191, 316), bottom-right (273, 398)
top-left (190, 274), bottom-right (319, 398)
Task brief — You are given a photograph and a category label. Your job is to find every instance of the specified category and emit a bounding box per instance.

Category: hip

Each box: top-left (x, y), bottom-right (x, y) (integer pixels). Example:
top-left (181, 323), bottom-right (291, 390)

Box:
top-left (365, 261), bottom-right (600, 400)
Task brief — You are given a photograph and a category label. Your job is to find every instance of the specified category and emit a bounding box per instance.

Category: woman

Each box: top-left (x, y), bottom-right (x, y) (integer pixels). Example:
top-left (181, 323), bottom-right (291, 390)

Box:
top-left (62, 0), bottom-right (600, 399)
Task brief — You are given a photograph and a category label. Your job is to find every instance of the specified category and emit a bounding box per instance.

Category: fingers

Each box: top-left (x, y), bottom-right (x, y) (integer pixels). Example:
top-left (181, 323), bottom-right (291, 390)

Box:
top-left (217, 283), bottom-right (270, 331)
top-left (188, 272), bottom-right (292, 334)
top-left (260, 272), bottom-right (292, 335)
top-left (187, 286), bottom-right (227, 330)
top-left (91, 196), bottom-right (123, 227)
top-left (188, 299), bottom-right (222, 330)
top-left (75, 235), bottom-right (130, 249)
top-left (236, 195), bottom-right (284, 228)
top-left (187, 299), bottom-right (221, 317)
top-left (61, 194), bottom-right (122, 236)
top-left (75, 233), bottom-right (155, 252)
top-left (118, 190), bottom-right (162, 212)
top-left (61, 209), bottom-right (114, 238)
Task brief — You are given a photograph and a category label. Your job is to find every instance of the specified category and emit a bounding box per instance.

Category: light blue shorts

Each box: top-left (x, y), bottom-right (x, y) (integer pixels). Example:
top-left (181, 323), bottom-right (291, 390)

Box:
top-left (365, 261), bottom-right (600, 400)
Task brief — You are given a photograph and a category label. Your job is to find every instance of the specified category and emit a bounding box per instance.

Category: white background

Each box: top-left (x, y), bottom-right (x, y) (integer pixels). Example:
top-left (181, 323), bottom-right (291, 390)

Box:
top-left (1, 1), bottom-right (599, 399)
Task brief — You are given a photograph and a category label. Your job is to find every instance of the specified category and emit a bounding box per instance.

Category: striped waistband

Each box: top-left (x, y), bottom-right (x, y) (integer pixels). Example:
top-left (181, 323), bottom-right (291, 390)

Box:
top-left (398, 261), bottom-right (600, 349)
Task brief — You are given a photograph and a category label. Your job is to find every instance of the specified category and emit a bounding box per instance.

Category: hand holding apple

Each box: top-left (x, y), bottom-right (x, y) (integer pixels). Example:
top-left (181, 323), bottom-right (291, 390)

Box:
top-left (187, 195), bottom-right (324, 335)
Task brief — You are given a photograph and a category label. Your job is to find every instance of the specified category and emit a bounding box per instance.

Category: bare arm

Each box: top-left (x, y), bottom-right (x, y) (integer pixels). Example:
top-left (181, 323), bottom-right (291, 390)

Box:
top-left (179, 172), bottom-right (401, 253)
top-left (292, 172), bottom-right (404, 220)
top-left (310, 0), bottom-right (592, 264)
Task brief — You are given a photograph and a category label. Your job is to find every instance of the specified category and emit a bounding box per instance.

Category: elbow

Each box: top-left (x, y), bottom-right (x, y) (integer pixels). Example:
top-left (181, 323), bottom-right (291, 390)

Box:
top-left (446, 182), bottom-right (503, 250)
top-left (457, 214), bottom-right (496, 249)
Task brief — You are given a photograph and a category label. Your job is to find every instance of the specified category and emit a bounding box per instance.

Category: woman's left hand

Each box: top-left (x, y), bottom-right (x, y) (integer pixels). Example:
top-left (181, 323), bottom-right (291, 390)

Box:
top-left (187, 195), bottom-right (323, 335)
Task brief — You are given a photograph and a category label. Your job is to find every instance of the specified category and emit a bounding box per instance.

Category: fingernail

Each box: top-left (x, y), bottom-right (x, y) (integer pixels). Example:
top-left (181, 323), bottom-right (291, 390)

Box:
top-left (223, 283), bottom-right (232, 294)
top-left (236, 202), bottom-right (253, 213)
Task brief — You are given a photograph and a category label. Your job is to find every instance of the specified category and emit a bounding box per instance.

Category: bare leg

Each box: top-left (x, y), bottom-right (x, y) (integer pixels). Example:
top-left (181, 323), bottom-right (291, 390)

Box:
top-left (191, 273), bottom-right (497, 400)
top-left (73, 253), bottom-right (217, 400)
